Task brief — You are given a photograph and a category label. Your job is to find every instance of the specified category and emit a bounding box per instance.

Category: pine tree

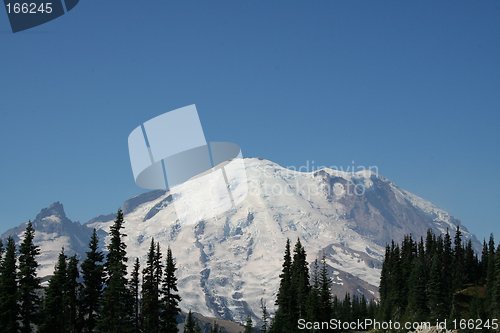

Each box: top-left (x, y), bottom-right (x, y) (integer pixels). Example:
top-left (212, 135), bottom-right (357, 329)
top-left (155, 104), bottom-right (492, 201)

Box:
top-left (290, 239), bottom-right (310, 321)
top-left (406, 244), bottom-right (428, 322)
top-left (155, 242), bottom-right (164, 288)
top-left (160, 246), bottom-right (181, 333)
top-left (442, 229), bottom-right (453, 314)
top-left (378, 245), bottom-right (391, 320)
top-left (40, 248), bottom-right (68, 333)
top-left (305, 259), bottom-right (319, 323)
top-left (142, 239), bottom-right (161, 332)
top-left (494, 244), bottom-right (500, 317)
top-left (244, 316), bottom-right (253, 333)
top-left (427, 253), bottom-right (446, 321)
top-left (210, 321), bottom-right (220, 333)
top-left (353, 294), bottom-right (367, 320)
top-left (452, 226), bottom-right (464, 291)
top-left (331, 295), bottom-right (340, 320)
top-left (341, 293), bottom-right (352, 322)
top-left (400, 235), bottom-right (416, 314)
top-left (260, 299), bottom-right (269, 333)
top-left (486, 234), bottom-right (496, 316)
top-left (80, 228), bottom-right (104, 333)
top-left (271, 239), bottom-right (292, 332)
top-left (425, 230), bottom-right (435, 260)
top-left (464, 240), bottom-right (476, 284)
top-left (130, 258), bottom-right (141, 332)
top-left (66, 255), bottom-right (80, 333)
top-left (318, 256), bottom-right (332, 322)
top-left (367, 299), bottom-right (378, 320)
top-left (18, 221), bottom-right (41, 333)
top-left (358, 295), bottom-right (369, 320)
top-left (481, 239), bottom-right (489, 285)
top-left (99, 209), bottom-right (134, 332)
top-left (388, 243), bottom-right (404, 321)
top-left (0, 236), bottom-right (18, 333)
top-left (184, 310), bottom-right (195, 333)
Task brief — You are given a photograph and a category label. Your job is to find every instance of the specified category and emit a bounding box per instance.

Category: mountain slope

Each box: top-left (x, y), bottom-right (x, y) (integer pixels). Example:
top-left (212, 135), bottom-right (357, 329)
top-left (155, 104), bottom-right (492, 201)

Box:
top-left (1, 158), bottom-right (479, 323)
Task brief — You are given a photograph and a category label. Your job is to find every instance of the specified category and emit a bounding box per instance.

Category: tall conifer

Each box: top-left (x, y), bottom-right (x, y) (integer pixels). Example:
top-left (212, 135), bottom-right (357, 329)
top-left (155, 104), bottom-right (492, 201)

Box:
top-left (160, 247), bottom-right (181, 333)
top-left (143, 239), bottom-right (161, 332)
top-left (99, 209), bottom-right (134, 332)
top-left (0, 237), bottom-right (18, 333)
top-left (130, 257), bottom-right (141, 332)
top-left (18, 221), bottom-right (41, 333)
top-left (80, 228), bottom-right (104, 332)
top-left (40, 248), bottom-right (67, 333)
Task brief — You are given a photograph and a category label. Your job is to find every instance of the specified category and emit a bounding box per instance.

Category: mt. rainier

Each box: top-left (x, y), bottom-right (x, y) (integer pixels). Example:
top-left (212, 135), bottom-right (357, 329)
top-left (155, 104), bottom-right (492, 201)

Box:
top-left (1, 158), bottom-right (479, 322)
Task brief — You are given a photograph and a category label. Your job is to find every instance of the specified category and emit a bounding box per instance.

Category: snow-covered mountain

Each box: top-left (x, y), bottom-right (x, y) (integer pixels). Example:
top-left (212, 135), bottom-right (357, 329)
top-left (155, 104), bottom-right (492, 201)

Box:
top-left (1, 201), bottom-right (94, 278)
top-left (1, 158), bottom-right (479, 323)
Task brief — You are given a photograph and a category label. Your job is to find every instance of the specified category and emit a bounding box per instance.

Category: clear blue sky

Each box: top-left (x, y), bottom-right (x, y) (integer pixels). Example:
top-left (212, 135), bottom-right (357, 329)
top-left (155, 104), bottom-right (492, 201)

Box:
top-left (0, 1), bottom-right (499, 241)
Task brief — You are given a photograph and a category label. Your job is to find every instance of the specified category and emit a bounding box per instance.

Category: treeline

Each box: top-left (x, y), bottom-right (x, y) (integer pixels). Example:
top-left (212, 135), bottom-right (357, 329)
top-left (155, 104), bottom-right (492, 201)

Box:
top-left (379, 227), bottom-right (500, 326)
top-left (268, 239), bottom-right (377, 333)
top-left (0, 209), bottom-right (210, 333)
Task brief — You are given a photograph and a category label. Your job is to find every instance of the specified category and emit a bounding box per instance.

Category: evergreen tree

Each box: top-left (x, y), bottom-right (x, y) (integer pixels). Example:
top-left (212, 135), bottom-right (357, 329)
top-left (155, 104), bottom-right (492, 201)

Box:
top-left (452, 226), bottom-right (464, 291)
top-left (352, 294), bottom-right (367, 321)
top-left (260, 299), bottom-right (269, 333)
top-left (425, 230), bottom-right (435, 260)
top-left (378, 245), bottom-right (391, 320)
top-left (399, 235), bottom-right (416, 314)
top-left (305, 259), bottom-right (319, 323)
top-left (358, 295), bottom-right (369, 320)
top-left (494, 244), bottom-right (500, 317)
top-left (406, 242), bottom-right (428, 322)
top-left (143, 239), bottom-right (161, 332)
top-left (341, 293), bottom-right (352, 322)
top-left (184, 310), bottom-right (195, 333)
top-left (210, 321), bottom-right (220, 333)
top-left (0, 237), bottom-right (18, 333)
top-left (367, 299), bottom-right (378, 320)
top-left (40, 248), bottom-right (68, 333)
top-left (388, 243), bottom-right (404, 321)
top-left (80, 228), bottom-right (104, 333)
top-left (271, 239), bottom-right (292, 332)
top-left (290, 239), bottom-right (310, 320)
top-left (66, 255), bottom-right (80, 333)
top-left (427, 253), bottom-right (446, 321)
top-left (160, 246), bottom-right (181, 333)
top-left (318, 256), bottom-right (332, 322)
top-left (481, 239), bottom-right (489, 284)
top-left (442, 230), bottom-right (453, 314)
top-left (486, 234), bottom-right (496, 315)
top-left (130, 257), bottom-right (141, 332)
top-left (244, 316), bottom-right (253, 333)
top-left (155, 242), bottom-right (164, 288)
top-left (99, 209), bottom-right (134, 332)
top-left (18, 221), bottom-right (41, 333)
top-left (464, 240), bottom-right (476, 284)
top-left (331, 295), bottom-right (339, 320)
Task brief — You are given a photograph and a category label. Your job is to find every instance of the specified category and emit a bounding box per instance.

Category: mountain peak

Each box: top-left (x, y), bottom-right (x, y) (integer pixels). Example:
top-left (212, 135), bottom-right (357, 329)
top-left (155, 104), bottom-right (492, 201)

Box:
top-left (34, 201), bottom-right (67, 224)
